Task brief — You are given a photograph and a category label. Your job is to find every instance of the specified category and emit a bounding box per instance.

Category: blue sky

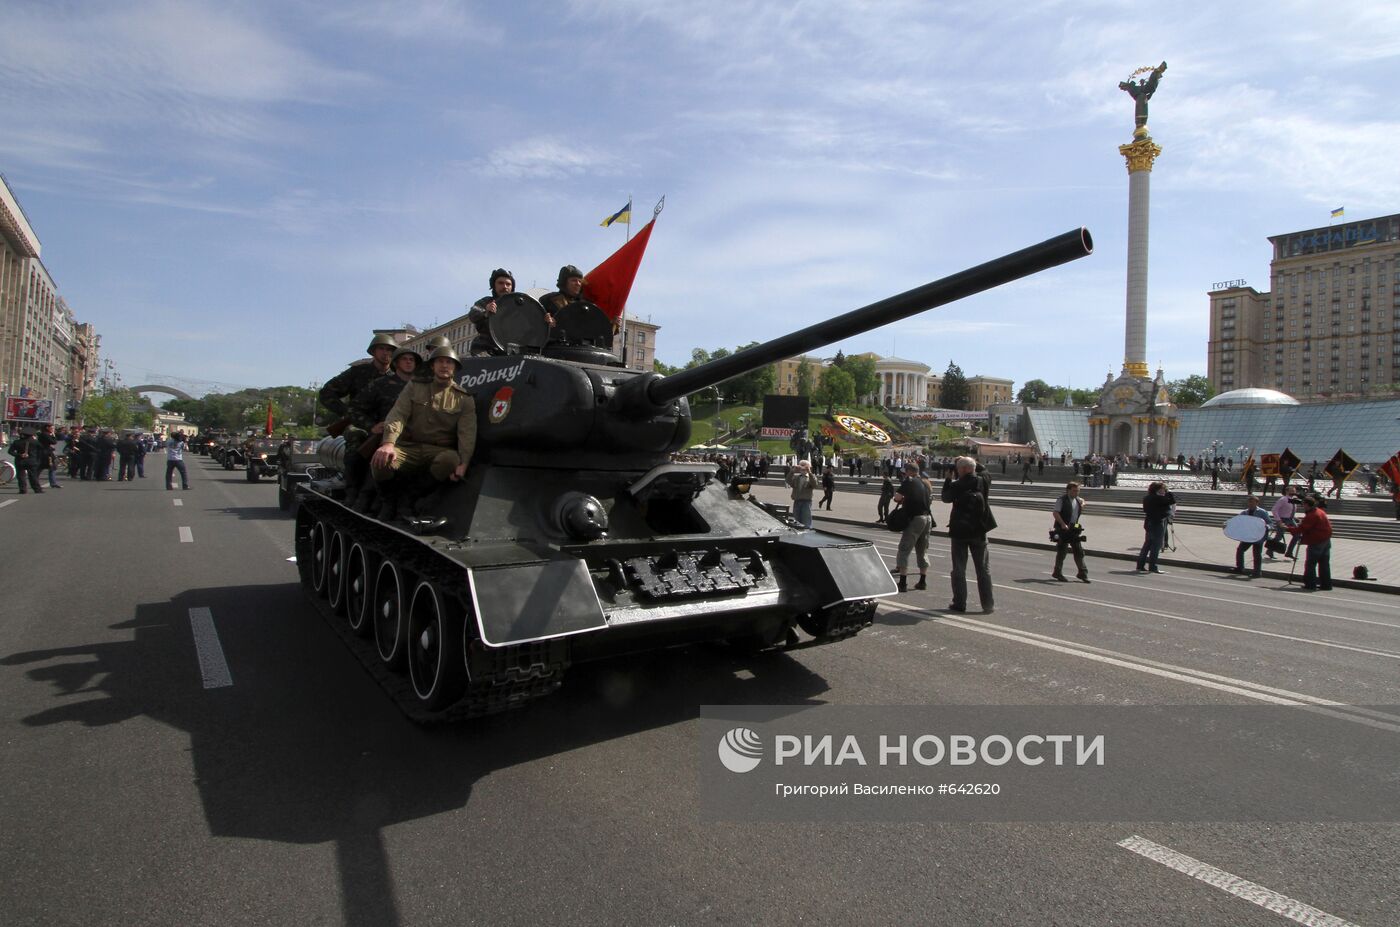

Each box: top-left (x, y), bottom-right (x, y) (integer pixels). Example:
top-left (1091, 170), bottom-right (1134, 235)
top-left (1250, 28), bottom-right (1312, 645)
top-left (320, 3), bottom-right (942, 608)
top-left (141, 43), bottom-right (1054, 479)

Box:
top-left (2, 1), bottom-right (1398, 397)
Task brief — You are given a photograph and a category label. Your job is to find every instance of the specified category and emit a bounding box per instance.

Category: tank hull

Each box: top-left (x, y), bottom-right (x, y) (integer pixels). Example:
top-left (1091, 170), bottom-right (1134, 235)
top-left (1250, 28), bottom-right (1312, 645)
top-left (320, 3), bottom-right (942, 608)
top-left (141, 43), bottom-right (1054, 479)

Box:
top-left (293, 469), bottom-right (894, 723)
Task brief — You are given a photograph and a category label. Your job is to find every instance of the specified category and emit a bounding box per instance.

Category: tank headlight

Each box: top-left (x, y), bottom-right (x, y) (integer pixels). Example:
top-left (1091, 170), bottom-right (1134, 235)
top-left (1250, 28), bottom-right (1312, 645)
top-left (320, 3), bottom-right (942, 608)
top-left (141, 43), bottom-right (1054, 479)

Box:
top-left (553, 492), bottom-right (609, 541)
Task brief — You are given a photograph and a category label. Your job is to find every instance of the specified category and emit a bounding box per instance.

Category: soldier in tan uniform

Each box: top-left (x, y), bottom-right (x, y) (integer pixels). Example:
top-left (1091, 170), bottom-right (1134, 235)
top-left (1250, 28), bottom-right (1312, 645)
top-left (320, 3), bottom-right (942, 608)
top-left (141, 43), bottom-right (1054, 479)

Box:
top-left (370, 345), bottom-right (477, 518)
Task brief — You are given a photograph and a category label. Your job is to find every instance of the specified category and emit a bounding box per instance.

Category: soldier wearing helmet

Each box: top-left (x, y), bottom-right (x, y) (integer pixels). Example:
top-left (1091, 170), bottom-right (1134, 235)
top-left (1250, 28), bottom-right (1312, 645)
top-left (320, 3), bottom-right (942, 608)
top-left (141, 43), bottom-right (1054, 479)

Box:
top-left (539, 265), bottom-right (585, 326)
top-left (467, 269), bottom-right (516, 356)
top-left (348, 345), bottom-right (423, 511)
top-left (319, 332), bottom-right (398, 424)
top-left (371, 345), bottom-right (477, 521)
top-left (351, 345), bottom-right (422, 435)
top-left (321, 332), bottom-right (399, 505)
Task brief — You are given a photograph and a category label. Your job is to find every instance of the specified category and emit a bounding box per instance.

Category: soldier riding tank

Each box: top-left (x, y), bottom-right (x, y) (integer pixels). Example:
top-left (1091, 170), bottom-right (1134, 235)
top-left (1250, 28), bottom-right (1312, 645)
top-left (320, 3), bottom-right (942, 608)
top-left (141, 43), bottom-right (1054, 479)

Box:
top-left (293, 229), bottom-right (1093, 722)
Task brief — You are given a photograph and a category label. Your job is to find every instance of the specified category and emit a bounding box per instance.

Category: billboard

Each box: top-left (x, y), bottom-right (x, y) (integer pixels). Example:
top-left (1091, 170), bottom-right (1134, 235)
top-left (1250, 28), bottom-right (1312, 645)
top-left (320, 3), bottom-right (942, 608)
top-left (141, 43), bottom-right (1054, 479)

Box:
top-left (762, 394), bottom-right (810, 428)
top-left (4, 396), bottom-right (55, 425)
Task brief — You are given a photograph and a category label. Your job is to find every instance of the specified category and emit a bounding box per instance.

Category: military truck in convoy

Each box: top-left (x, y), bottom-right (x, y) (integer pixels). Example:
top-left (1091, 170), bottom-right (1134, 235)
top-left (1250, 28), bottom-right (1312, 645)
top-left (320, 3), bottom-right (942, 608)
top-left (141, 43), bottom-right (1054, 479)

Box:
top-left (293, 229), bottom-right (1092, 722)
top-left (276, 439), bottom-right (323, 511)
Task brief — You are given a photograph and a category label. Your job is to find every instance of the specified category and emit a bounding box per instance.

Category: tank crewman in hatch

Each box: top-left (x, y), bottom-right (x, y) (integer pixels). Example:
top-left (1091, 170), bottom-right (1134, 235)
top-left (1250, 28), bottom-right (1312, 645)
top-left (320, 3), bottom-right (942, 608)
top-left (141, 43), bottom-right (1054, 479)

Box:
top-left (538, 265), bottom-right (584, 330)
top-left (370, 345), bottom-right (477, 520)
top-left (467, 268), bottom-right (516, 356)
top-left (348, 346), bottom-right (422, 512)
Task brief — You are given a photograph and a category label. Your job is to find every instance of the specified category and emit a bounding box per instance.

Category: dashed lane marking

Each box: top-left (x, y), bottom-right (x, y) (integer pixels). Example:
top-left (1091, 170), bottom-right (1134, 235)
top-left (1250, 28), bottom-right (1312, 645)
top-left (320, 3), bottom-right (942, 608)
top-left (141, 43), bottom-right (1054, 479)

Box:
top-left (173, 499), bottom-right (183, 506)
top-left (0, 499), bottom-right (15, 510)
top-left (1117, 836), bottom-right (1366, 927)
top-left (179, 526), bottom-right (193, 543)
top-left (188, 607), bottom-right (232, 689)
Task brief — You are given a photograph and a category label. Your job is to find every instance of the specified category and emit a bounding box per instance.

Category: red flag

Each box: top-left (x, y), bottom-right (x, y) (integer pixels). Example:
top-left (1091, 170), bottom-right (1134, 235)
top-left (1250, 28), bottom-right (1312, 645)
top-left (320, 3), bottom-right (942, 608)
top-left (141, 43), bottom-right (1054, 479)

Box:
top-left (1380, 452), bottom-right (1400, 487)
top-left (583, 218), bottom-right (657, 320)
top-left (264, 398), bottom-right (274, 436)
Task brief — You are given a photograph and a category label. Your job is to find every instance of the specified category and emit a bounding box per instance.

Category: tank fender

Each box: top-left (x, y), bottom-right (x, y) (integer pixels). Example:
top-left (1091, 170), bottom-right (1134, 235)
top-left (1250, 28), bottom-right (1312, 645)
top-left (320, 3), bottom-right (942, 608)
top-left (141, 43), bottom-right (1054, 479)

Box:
top-left (773, 537), bottom-right (898, 608)
top-left (467, 559), bottom-right (608, 647)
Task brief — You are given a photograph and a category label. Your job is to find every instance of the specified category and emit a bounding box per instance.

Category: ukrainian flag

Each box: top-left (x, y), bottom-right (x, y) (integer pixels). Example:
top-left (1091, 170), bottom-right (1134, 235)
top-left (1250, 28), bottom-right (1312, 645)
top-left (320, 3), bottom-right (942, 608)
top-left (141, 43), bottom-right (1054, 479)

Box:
top-left (1331, 207), bottom-right (1345, 219)
top-left (600, 200), bottom-right (632, 227)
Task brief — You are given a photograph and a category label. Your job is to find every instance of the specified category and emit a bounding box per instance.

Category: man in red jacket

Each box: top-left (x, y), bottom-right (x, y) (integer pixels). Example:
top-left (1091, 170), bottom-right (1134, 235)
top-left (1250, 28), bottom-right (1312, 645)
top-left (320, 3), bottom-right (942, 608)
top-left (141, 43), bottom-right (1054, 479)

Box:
top-left (1288, 494), bottom-right (1333, 591)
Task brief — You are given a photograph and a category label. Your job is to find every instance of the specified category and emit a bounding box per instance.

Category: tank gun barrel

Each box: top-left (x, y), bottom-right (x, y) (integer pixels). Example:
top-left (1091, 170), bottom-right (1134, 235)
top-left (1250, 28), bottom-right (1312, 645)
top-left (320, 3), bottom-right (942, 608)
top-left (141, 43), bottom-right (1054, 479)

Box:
top-left (642, 227), bottom-right (1092, 408)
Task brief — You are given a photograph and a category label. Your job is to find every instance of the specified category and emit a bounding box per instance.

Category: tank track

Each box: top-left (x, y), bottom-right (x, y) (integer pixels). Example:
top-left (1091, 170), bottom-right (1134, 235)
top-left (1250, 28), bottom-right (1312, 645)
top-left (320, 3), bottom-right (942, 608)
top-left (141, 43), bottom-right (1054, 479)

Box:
top-left (297, 494), bottom-right (569, 725)
top-left (796, 598), bottom-right (877, 644)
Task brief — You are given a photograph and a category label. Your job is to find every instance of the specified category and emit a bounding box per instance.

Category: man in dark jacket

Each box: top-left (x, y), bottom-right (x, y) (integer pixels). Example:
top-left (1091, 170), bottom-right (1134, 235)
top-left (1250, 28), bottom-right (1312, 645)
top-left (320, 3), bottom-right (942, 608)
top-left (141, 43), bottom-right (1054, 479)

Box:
top-left (348, 346), bottom-right (421, 512)
top-left (1135, 481), bottom-right (1177, 573)
top-left (467, 269), bottom-right (517, 356)
top-left (1051, 481), bottom-right (1089, 583)
top-left (94, 429), bottom-right (117, 480)
top-left (8, 430), bottom-right (44, 494)
top-left (116, 432), bottom-right (138, 481)
top-left (942, 456), bottom-right (993, 613)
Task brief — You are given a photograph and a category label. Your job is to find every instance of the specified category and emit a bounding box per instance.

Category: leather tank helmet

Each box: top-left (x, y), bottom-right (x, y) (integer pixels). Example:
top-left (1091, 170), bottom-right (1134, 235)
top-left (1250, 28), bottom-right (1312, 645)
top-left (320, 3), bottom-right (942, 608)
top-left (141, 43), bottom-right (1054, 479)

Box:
top-left (556, 265), bottom-right (584, 288)
top-left (489, 268), bottom-right (515, 291)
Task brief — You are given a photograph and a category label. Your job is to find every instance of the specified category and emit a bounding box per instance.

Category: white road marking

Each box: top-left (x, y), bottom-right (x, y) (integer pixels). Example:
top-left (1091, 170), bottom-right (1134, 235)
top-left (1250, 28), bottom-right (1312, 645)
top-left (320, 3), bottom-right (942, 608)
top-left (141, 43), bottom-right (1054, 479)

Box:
top-left (1082, 575), bottom-right (1400, 630)
top-left (880, 604), bottom-right (1400, 733)
top-left (1117, 836), bottom-right (1366, 927)
top-left (286, 556), bottom-right (297, 563)
top-left (173, 499), bottom-right (183, 507)
top-left (0, 499), bottom-right (15, 510)
top-left (188, 607), bottom-right (232, 689)
top-left (992, 585), bottom-right (1400, 662)
top-left (179, 526), bottom-right (194, 543)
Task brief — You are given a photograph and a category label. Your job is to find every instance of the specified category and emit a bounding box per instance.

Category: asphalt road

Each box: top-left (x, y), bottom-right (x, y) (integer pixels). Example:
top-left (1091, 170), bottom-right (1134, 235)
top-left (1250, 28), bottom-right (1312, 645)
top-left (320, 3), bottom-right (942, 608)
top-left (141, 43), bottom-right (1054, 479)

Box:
top-left (2, 456), bottom-right (1398, 926)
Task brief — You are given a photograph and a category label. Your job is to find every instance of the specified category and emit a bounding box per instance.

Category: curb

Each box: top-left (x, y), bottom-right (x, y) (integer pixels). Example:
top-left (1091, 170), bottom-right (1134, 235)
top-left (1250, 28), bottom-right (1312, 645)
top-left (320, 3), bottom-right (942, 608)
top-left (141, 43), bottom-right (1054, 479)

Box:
top-left (810, 511), bottom-right (1399, 596)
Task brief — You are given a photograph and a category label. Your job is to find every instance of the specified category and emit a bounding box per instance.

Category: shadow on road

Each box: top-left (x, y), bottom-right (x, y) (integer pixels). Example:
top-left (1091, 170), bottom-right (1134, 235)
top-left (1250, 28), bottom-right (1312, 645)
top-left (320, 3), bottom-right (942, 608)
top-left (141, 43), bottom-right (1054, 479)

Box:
top-left (2, 583), bottom-right (832, 925)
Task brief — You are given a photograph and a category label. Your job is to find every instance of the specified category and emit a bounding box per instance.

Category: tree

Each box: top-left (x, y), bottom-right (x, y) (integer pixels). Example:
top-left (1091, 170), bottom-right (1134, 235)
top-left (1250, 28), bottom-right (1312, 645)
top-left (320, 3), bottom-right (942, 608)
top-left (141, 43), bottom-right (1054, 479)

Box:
top-left (722, 342), bottom-right (775, 405)
top-left (654, 359), bottom-right (681, 376)
top-left (831, 350), bottom-right (847, 368)
top-left (813, 365), bottom-right (855, 414)
top-left (1167, 374), bottom-right (1214, 407)
top-left (80, 389), bottom-right (154, 431)
top-left (941, 361), bottom-right (970, 410)
top-left (1068, 388), bottom-right (1099, 407)
top-left (1016, 378), bottom-right (1056, 405)
top-left (844, 354), bottom-right (878, 404)
top-left (795, 359), bottom-right (816, 396)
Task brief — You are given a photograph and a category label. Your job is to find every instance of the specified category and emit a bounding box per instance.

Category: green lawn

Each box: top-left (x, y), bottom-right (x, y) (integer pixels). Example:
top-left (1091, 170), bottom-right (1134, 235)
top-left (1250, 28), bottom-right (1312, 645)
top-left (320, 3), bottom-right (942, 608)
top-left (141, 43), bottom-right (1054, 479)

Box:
top-left (687, 401), bottom-right (921, 453)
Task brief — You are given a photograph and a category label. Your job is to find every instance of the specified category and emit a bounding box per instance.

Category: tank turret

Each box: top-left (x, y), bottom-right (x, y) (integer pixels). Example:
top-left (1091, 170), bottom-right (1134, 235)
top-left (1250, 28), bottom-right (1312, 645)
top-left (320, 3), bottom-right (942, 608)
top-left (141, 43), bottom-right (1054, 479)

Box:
top-left (293, 228), bottom-right (1092, 721)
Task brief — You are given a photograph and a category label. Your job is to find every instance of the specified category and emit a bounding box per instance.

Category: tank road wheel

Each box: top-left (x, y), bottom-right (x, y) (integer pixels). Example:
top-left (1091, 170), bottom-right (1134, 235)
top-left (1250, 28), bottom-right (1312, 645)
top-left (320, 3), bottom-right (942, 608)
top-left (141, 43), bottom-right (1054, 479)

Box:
top-left (407, 581), bottom-right (467, 710)
top-left (373, 559), bottom-right (409, 667)
top-left (325, 531), bottom-right (349, 614)
top-left (344, 543), bottom-right (377, 636)
top-left (294, 507), bottom-right (316, 589)
top-left (309, 519), bottom-right (331, 596)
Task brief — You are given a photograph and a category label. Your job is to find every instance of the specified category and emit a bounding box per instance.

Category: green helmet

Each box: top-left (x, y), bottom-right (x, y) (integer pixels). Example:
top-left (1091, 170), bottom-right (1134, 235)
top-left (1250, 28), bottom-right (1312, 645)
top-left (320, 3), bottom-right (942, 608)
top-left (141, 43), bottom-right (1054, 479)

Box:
top-left (392, 346), bottom-right (422, 365)
top-left (366, 332), bottom-right (398, 354)
top-left (426, 334), bottom-right (452, 350)
top-left (557, 265), bottom-right (584, 288)
top-left (427, 345), bottom-right (461, 367)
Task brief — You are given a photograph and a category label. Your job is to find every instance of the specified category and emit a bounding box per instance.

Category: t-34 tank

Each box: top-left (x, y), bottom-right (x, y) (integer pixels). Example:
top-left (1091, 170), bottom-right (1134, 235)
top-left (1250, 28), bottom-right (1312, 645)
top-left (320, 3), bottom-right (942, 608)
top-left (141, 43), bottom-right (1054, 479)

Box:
top-left (294, 228), bottom-right (1092, 721)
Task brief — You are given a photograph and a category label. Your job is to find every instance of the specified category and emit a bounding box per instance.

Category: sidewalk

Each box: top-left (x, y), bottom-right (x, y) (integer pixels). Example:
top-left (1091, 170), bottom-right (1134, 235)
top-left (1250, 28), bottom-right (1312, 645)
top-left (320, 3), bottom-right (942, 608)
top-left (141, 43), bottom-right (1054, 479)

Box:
top-left (752, 483), bottom-right (1400, 595)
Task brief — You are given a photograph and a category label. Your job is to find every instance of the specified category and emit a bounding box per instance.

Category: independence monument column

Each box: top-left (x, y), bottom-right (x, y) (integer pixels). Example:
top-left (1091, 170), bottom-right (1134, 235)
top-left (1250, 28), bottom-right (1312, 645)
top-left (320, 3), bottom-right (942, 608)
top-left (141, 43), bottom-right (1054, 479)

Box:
top-left (1089, 62), bottom-right (1178, 459)
top-left (1117, 61), bottom-right (1166, 378)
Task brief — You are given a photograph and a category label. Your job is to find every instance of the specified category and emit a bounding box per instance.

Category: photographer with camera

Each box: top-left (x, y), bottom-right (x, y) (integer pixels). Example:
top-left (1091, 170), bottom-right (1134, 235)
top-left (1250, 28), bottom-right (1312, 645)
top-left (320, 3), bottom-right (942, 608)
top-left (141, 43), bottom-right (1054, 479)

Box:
top-left (1050, 481), bottom-right (1090, 583)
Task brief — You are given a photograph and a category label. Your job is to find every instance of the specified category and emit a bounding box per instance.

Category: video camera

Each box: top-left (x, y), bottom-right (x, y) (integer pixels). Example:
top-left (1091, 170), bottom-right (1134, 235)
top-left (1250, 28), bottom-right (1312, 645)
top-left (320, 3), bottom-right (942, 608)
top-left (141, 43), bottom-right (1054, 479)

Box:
top-left (1049, 524), bottom-right (1086, 544)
